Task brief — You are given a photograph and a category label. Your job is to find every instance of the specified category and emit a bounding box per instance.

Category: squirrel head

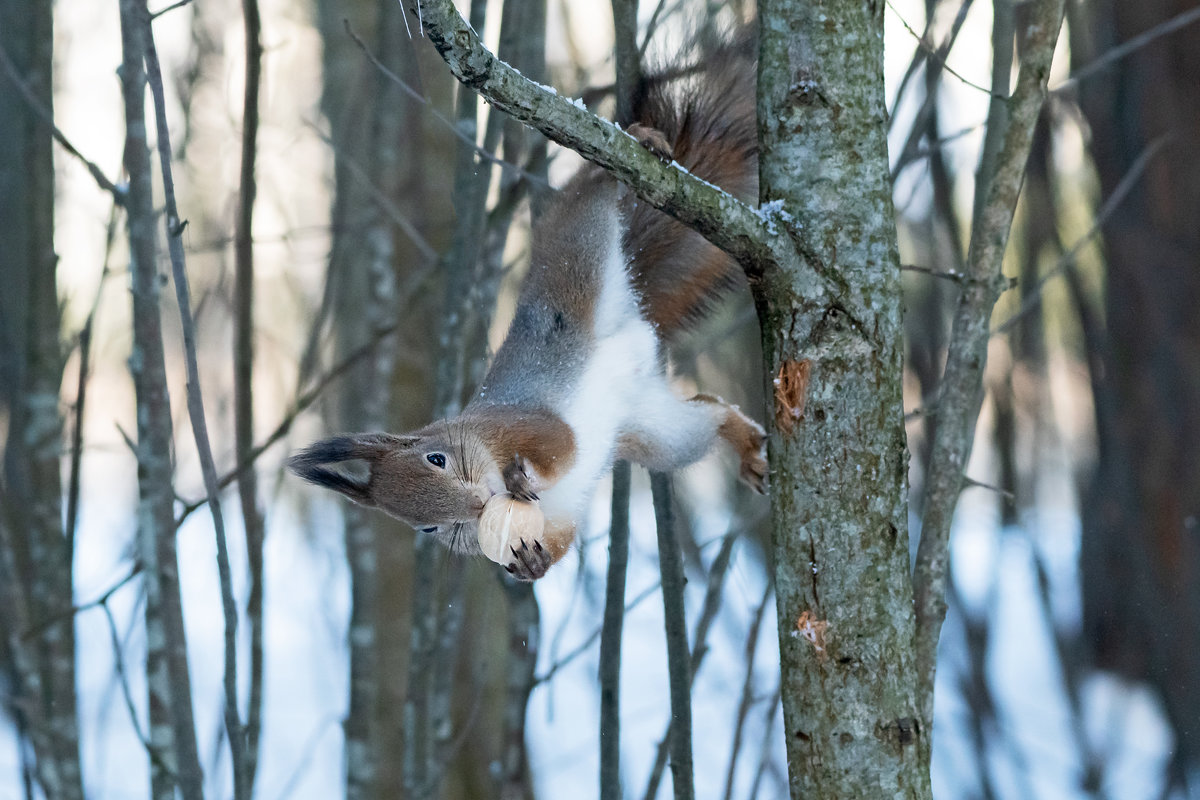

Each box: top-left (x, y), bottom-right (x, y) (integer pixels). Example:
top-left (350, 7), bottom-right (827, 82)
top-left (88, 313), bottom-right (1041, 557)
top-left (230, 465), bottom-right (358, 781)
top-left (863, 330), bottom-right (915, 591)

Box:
top-left (287, 424), bottom-right (505, 554)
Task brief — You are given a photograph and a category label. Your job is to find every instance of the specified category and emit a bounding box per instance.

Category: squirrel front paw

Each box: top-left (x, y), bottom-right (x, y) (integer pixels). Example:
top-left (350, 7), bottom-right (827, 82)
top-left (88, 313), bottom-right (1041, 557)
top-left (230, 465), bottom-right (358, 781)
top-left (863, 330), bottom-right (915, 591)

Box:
top-left (505, 538), bottom-right (552, 582)
top-left (627, 123), bottom-right (674, 163)
top-left (502, 453), bottom-right (539, 502)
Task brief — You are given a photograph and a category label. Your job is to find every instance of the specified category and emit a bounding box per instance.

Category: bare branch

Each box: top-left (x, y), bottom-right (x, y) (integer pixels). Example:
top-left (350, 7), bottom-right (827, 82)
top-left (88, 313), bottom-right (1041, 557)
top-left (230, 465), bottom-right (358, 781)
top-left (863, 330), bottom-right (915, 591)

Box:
top-left (175, 316), bottom-right (414, 523)
top-left (116, 0), bottom-right (205, 792)
top-left (746, 685), bottom-right (781, 800)
top-left (149, 0), bottom-right (194, 19)
top-left (1053, 4), bottom-right (1200, 94)
top-left (885, 0), bottom-right (1004, 100)
top-left (306, 122), bottom-right (439, 263)
top-left (0, 39), bottom-right (124, 202)
top-left (912, 0), bottom-right (1067, 715)
top-left (139, 12), bottom-right (250, 797)
top-left (722, 580), bottom-right (772, 800)
top-left (344, 22), bottom-right (548, 189)
top-left (991, 133), bottom-right (1172, 335)
top-left (533, 581), bottom-right (661, 686)
top-left (407, 0), bottom-right (772, 269)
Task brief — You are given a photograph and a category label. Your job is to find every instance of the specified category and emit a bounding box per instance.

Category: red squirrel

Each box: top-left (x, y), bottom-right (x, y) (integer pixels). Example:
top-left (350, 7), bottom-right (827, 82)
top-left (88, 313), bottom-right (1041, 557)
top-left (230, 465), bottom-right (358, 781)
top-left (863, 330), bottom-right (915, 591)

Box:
top-left (289, 45), bottom-right (765, 580)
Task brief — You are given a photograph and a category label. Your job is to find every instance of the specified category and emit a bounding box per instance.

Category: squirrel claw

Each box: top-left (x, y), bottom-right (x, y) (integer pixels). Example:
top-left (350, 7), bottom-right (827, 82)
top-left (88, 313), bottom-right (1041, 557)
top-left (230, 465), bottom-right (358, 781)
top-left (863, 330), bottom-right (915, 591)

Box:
top-left (505, 537), bottom-right (552, 582)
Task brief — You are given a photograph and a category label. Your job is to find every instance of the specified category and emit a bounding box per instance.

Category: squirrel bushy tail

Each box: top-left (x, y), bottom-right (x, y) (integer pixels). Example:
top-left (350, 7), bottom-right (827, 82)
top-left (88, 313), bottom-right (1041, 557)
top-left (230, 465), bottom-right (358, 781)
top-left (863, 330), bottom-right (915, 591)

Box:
top-left (623, 37), bottom-right (757, 337)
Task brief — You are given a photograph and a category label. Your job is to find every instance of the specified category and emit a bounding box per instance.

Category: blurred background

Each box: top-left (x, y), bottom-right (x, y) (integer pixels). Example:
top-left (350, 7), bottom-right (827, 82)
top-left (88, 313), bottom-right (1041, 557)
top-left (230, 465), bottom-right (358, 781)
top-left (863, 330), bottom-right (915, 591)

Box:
top-left (1, 0), bottom-right (1198, 797)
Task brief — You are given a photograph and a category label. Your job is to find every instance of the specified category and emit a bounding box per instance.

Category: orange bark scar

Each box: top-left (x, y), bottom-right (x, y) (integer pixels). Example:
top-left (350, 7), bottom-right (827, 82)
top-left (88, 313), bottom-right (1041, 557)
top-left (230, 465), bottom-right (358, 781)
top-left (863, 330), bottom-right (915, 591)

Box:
top-left (795, 610), bottom-right (829, 660)
top-left (773, 359), bottom-right (811, 435)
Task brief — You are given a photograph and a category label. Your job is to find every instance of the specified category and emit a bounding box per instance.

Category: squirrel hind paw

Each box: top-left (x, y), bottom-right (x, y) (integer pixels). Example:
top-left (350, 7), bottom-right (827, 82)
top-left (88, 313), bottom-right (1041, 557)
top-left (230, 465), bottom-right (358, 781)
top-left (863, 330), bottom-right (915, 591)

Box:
top-left (738, 423), bottom-right (769, 495)
top-left (627, 123), bottom-right (674, 163)
top-left (740, 448), bottom-right (769, 494)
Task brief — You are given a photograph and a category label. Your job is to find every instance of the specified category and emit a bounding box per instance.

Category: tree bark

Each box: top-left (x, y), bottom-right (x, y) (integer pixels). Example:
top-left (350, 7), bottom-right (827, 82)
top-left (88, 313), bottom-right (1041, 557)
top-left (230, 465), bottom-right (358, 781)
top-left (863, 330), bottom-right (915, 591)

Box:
top-left (0, 2), bottom-right (82, 797)
top-left (756, 2), bottom-right (930, 796)
top-left (234, 0), bottom-right (266, 787)
top-left (117, 0), bottom-right (206, 796)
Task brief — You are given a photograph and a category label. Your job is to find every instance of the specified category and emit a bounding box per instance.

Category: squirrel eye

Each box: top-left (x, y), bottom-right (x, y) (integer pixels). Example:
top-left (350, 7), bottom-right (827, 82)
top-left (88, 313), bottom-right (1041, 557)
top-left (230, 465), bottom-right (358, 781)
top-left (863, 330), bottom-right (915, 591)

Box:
top-left (420, 526), bottom-right (438, 534)
top-left (426, 453), bottom-right (447, 469)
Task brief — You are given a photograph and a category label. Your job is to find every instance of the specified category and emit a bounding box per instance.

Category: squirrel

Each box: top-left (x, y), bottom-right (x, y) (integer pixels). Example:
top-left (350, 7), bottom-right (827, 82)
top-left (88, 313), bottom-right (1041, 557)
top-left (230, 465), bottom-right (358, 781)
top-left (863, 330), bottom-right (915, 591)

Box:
top-left (289, 41), bottom-right (765, 581)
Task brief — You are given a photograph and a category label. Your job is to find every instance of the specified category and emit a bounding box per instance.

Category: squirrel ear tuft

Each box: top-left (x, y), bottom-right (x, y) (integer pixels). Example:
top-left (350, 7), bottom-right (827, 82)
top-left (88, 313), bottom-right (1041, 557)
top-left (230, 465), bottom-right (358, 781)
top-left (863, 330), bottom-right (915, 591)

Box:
top-left (288, 433), bottom-right (416, 506)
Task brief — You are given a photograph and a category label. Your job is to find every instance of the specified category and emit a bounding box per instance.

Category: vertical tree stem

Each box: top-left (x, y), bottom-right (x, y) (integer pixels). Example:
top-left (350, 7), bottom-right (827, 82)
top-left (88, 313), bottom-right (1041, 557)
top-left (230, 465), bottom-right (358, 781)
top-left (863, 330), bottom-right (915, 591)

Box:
top-left (611, 0), bottom-right (641, 126)
top-left (912, 0), bottom-right (1066, 716)
top-left (117, 1), bottom-right (205, 796)
top-left (0, 1), bottom-right (81, 794)
top-left (599, 460), bottom-right (632, 800)
top-left (651, 473), bottom-right (693, 800)
top-left (643, 531), bottom-right (736, 800)
top-left (235, 0), bottom-right (266, 788)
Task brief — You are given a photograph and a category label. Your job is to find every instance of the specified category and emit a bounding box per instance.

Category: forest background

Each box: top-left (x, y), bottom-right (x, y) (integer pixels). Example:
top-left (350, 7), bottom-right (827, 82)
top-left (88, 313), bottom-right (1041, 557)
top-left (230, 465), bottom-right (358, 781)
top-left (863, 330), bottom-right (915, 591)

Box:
top-left (1, 0), bottom-right (1198, 798)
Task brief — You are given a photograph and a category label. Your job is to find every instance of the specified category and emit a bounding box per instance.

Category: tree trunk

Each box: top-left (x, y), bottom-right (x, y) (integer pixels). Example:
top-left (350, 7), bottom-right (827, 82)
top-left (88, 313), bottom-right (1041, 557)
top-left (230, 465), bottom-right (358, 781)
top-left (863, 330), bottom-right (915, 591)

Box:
top-left (117, 1), bottom-right (206, 796)
top-left (316, 0), bottom-right (457, 794)
top-left (1072, 0), bottom-right (1200, 780)
top-left (0, 2), bottom-right (83, 797)
top-left (757, 2), bottom-right (931, 796)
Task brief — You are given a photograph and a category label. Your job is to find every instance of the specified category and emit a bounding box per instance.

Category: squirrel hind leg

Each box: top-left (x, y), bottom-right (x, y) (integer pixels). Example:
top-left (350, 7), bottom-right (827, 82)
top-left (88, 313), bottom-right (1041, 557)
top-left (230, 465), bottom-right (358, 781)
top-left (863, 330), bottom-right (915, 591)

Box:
top-left (617, 390), bottom-right (767, 493)
top-left (693, 393), bottom-right (769, 494)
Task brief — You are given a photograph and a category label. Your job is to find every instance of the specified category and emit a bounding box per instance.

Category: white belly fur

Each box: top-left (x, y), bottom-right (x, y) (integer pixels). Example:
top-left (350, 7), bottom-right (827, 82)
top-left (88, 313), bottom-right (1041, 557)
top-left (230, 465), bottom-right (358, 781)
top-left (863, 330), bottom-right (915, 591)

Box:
top-left (538, 240), bottom-right (660, 526)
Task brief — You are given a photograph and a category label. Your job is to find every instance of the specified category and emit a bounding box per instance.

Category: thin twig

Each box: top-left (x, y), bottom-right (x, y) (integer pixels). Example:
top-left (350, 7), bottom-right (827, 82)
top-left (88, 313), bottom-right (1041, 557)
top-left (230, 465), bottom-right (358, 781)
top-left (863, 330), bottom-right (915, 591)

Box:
top-left (305, 121), bottom-right (439, 263)
top-left (100, 599), bottom-right (157, 760)
top-left (1053, 4), bottom-right (1200, 94)
top-left (746, 685), bottom-right (781, 800)
top-left (885, 0), bottom-right (1003, 99)
top-left (533, 582), bottom-right (661, 686)
top-left (140, 14), bottom-right (250, 798)
top-left (65, 210), bottom-right (119, 554)
top-left (344, 22), bottom-right (547, 188)
top-left (0, 39), bottom-right (125, 202)
top-left (889, 0), bottom-right (978, 178)
top-left (149, 0), bottom-right (194, 19)
top-left (19, 565), bottom-right (142, 641)
top-left (722, 580), bottom-right (772, 800)
top-left (65, 319), bottom-right (92, 561)
top-left (117, 1), bottom-right (205, 794)
top-left (175, 314), bottom-right (413, 523)
top-left (991, 134), bottom-right (1173, 335)
top-left (901, 263), bottom-right (1017, 287)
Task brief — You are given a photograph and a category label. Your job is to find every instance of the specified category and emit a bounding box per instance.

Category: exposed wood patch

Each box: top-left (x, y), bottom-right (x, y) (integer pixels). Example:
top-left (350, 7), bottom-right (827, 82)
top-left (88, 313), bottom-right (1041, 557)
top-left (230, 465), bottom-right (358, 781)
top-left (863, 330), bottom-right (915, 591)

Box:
top-left (773, 358), bottom-right (812, 435)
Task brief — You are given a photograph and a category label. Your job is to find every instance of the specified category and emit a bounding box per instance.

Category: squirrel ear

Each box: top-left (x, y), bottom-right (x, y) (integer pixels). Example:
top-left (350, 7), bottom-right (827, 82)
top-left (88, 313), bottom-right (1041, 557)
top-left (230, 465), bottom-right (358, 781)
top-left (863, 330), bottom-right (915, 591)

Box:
top-left (288, 433), bottom-right (417, 506)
